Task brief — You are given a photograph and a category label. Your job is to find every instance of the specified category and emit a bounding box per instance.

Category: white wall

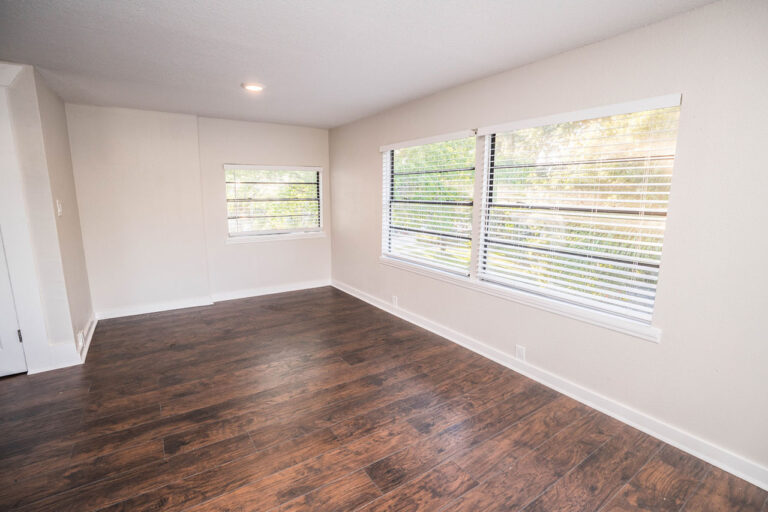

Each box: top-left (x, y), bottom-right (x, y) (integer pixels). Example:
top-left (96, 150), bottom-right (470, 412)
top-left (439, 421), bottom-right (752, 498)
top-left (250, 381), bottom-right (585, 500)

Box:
top-left (2, 64), bottom-right (83, 372)
top-left (7, 67), bottom-right (76, 346)
top-left (66, 106), bottom-right (331, 317)
top-left (198, 117), bottom-right (330, 300)
top-left (34, 71), bottom-right (94, 346)
top-left (66, 105), bottom-right (210, 318)
top-left (330, 0), bottom-right (768, 480)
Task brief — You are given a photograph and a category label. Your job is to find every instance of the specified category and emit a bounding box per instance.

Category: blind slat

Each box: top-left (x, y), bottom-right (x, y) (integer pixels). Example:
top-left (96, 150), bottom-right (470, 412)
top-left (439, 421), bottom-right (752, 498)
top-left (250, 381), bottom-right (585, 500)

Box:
top-left (225, 167), bottom-right (320, 235)
top-left (380, 104), bottom-right (679, 324)
top-left (383, 137), bottom-right (476, 274)
top-left (480, 106), bottom-right (680, 322)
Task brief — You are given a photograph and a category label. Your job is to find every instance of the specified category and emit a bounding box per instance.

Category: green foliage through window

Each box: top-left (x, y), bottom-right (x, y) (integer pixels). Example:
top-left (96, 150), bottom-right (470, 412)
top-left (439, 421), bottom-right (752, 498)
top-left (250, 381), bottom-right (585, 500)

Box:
top-left (384, 137), bottom-right (475, 274)
top-left (481, 107), bottom-right (680, 322)
top-left (225, 166), bottom-right (321, 235)
top-left (381, 103), bottom-right (680, 324)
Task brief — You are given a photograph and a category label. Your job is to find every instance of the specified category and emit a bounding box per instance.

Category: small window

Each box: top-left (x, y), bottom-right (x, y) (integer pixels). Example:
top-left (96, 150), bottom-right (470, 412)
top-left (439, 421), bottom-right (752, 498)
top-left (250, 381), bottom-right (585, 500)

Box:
top-left (479, 106), bottom-right (680, 323)
top-left (382, 136), bottom-right (476, 275)
top-left (224, 165), bottom-right (322, 237)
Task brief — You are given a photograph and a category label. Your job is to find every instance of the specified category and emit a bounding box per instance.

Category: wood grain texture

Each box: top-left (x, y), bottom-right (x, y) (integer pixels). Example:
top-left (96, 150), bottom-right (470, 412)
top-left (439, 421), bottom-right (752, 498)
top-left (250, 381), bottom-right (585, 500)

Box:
top-left (0, 286), bottom-right (763, 511)
top-left (682, 467), bottom-right (768, 512)
top-left (447, 411), bottom-right (622, 512)
top-left (358, 461), bottom-right (477, 511)
top-left (601, 445), bottom-right (709, 511)
top-left (275, 471), bottom-right (381, 511)
top-left (522, 424), bottom-right (663, 512)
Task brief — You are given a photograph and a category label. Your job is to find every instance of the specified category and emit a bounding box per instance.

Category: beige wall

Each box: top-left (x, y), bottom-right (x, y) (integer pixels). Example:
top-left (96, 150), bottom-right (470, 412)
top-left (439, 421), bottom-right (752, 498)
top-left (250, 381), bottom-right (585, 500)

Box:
top-left (35, 71), bottom-right (93, 341)
top-left (329, 0), bottom-right (768, 471)
top-left (66, 105), bottom-right (210, 317)
top-left (198, 117), bottom-right (330, 299)
top-left (66, 106), bottom-right (331, 316)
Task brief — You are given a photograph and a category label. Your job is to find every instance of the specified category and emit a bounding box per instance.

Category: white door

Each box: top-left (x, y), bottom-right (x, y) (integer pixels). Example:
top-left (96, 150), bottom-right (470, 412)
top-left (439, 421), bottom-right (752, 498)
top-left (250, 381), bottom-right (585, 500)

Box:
top-left (0, 226), bottom-right (26, 376)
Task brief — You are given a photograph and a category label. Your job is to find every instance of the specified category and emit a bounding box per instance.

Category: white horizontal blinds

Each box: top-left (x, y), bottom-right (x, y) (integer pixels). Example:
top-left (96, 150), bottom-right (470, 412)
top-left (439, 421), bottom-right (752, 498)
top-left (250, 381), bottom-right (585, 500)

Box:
top-left (225, 167), bottom-right (320, 235)
top-left (383, 136), bottom-right (475, 274)
top-left (480, 106), bottom-right (680, 322)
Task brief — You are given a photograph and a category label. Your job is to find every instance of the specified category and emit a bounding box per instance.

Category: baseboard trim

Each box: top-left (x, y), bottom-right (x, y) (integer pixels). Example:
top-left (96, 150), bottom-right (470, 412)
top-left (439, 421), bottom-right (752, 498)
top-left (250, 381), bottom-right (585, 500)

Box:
top-left (210, 279), bottom-right (332, 302)
top-left (331, 279), bottom-right (768, 491)
top-left (26, 343), bottom-right (82, 374)
top-left (93, 281), bottom-right (334, 320)
top-left (80, 316), bottom-right (98, 362)
top-left (95, 296), bottom-right (214, 320)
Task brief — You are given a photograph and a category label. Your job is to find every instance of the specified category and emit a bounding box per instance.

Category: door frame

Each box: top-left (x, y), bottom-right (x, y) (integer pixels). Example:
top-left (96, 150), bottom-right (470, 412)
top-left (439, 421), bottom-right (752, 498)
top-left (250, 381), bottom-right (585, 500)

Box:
top-left (0, 225), bottom-right (27, 375)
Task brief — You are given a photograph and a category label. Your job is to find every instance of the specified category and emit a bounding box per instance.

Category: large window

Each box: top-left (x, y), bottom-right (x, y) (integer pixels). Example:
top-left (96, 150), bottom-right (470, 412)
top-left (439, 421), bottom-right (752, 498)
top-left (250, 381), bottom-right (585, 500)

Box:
top-left (380, 96), bottom-right (681, 330)
top-left (225, 165), bottom-right (321, 237)
top-left (479, 106), bottom-right (680, 323)
top-left (382, 136), bottom-right (475, 274)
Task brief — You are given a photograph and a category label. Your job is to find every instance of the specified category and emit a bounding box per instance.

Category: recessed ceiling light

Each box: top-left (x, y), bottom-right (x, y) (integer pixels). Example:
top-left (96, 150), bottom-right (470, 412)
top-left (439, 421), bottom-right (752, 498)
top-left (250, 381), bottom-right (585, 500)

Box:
top-left (242, 83), bottom-right (264, 92)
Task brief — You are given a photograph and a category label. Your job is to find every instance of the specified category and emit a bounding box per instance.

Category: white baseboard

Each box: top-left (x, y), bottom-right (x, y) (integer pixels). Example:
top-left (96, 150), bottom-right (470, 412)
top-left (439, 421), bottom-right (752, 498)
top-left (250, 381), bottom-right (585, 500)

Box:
top-left (93, 281), bottom-right (333, 320)
top-left (210, 279), bottom-right (331, 302)
top-left (80, 315), bottom-right (97, 362)
top-left (331, 279), bottom-right (768, 492)
top-left (26, 342), bottom-right (82, 374)
top-left (95, 296), bottom-right (214, 320)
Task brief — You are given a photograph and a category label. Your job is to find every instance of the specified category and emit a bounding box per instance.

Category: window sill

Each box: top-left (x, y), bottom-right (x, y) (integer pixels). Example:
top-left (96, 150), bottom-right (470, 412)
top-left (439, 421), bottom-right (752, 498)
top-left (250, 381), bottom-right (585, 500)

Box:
top-left (379, 256), bottom-right (661, 343)
top-left (226, 231), bottom-right (326, 244)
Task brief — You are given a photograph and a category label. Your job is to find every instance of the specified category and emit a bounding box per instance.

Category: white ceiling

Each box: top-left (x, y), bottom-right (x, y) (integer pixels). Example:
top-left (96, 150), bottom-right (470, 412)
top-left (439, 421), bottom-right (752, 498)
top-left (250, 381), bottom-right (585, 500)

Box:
top-left (0, 0), bottom-right (714, 128)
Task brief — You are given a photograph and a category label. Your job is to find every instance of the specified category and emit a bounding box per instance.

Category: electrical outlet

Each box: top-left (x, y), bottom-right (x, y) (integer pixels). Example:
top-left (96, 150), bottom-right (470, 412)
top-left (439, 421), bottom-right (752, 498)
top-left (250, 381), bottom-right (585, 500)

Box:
top-left (76, 330), bottom-right (85, 351)
top-left (392, 295), bottom-right (398, 308)
top-left (56, 199), bottom-right (63, 217)
top-left (515, 344), bottom-right (526, 361)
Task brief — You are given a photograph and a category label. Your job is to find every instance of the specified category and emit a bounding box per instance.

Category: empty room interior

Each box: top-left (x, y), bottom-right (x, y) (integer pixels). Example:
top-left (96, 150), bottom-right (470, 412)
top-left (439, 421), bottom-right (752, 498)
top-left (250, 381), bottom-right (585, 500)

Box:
top-left (0, 0), bottom-right (767, 510)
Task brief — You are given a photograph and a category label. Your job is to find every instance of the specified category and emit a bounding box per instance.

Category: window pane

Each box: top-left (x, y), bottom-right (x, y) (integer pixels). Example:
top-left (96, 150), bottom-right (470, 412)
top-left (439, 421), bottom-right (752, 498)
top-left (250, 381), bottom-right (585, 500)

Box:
top-left (225, 168), bottom-right (317, 183)
top-left (225, 167), bottom-right (320, 236)
top-left (383, 137), bottom-right (475, 274)
top-left (227, 200), bottom-right (320, 218)
top-left (393, 138), bottom-right (475, 173)
top-left (229, 214), bottom-right (319, 234)
top-left (226, 183), bottom-right (318, 200)
top-left (480, 106), bottom-right (680, 322)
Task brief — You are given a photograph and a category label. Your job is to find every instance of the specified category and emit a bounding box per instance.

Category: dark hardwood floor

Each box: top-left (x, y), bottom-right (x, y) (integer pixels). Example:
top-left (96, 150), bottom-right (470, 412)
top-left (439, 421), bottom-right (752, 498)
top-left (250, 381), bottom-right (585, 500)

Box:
top-left (0, 287), bottom-right (765, 511)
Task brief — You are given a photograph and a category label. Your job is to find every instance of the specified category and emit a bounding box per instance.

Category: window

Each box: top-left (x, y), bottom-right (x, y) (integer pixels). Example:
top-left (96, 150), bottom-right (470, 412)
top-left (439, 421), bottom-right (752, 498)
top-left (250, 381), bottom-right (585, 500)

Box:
top-left (224, 165), bottom-right (322, 237)
top-left (382, 135), bottom-right (475, 274)
top-left (380, 95), bottom-right (681, 333)
top-left (479, 105), bottom-right (680, 323)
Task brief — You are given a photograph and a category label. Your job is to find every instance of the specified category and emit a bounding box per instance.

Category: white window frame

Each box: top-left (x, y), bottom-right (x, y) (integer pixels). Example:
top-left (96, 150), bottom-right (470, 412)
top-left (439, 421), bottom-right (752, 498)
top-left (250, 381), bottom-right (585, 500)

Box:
top-left (224, 164), bottom-right (324, 243)
top-left (379, 94), bottom-right (682, 343)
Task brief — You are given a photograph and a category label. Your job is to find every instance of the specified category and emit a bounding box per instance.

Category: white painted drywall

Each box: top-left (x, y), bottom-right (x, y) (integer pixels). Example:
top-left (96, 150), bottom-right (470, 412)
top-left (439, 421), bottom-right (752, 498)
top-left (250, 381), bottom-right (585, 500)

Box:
top-left (65, 105), bottom-right (210, 318)
top-left (34, 71), bottom-right (94, 344)
top-left (329, 0), bottom-right (768, 471)
top-left (197, 117), bottom-right (330, 300)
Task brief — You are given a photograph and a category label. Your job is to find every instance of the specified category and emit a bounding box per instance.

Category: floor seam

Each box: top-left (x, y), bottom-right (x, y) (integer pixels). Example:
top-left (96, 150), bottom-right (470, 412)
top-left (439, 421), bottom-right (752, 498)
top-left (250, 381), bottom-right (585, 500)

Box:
top-left (435, 408), bottom-right (598, 511)
top-left (678, 467), bottom-right (711, 512)
top-left (595, 442), bottom-right (664, 512)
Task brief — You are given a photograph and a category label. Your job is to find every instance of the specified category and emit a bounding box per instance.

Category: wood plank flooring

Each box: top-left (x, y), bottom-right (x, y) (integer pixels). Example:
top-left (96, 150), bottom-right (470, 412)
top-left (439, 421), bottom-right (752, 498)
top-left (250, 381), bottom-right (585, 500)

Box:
top-left (0, 286), bottom-right (765, 511)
